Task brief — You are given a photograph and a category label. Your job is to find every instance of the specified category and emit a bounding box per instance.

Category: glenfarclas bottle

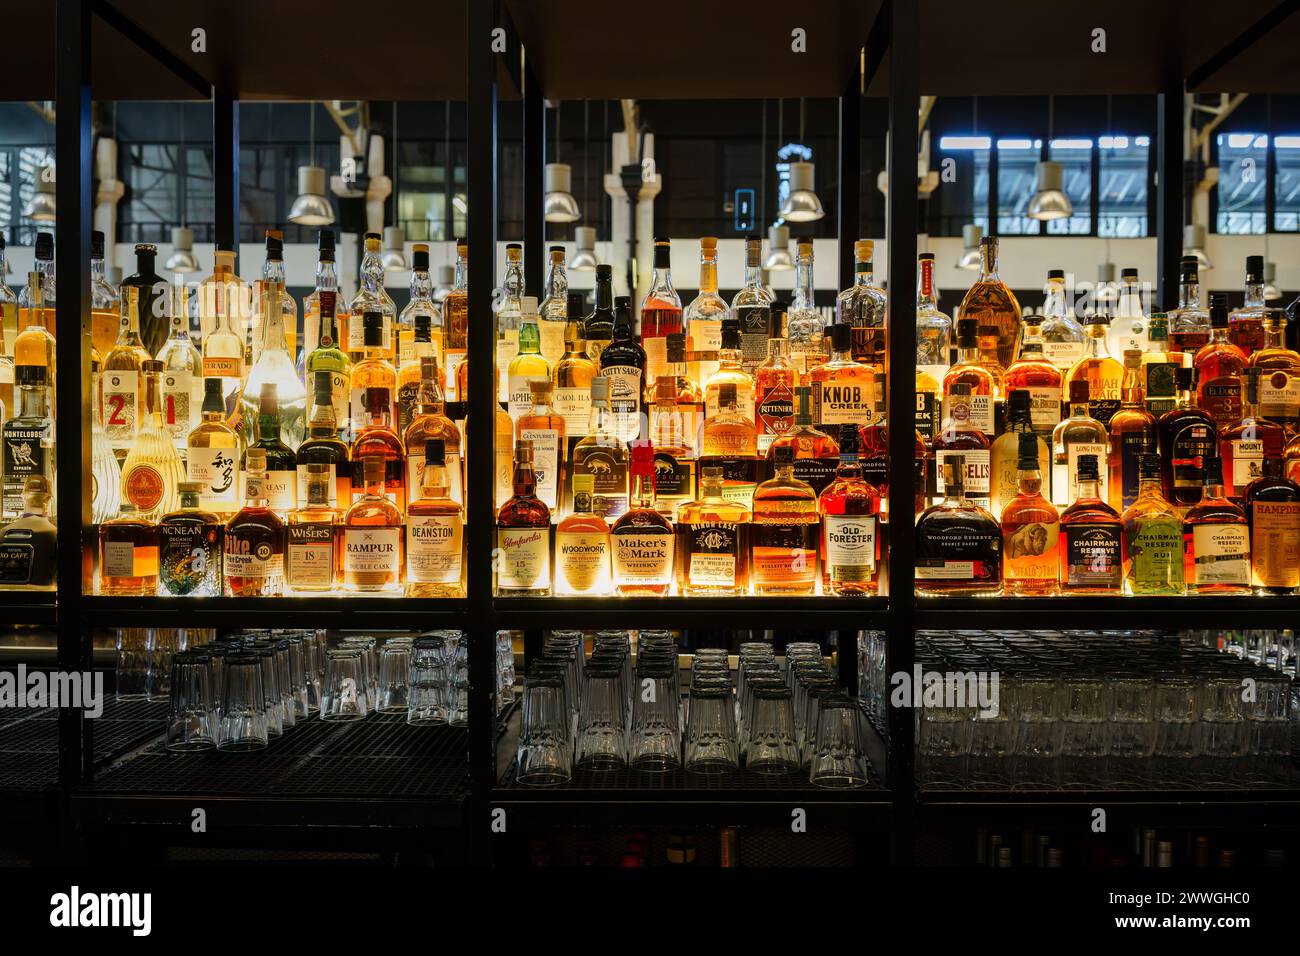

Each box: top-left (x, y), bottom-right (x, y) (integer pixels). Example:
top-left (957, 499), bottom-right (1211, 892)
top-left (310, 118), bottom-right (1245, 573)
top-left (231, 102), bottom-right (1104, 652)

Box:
top-left (495, 440), bottom-right (552, 596)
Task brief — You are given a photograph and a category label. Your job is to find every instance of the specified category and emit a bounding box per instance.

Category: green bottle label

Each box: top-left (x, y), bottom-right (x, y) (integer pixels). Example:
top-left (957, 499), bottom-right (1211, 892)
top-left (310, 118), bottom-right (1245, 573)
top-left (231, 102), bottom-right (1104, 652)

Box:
top-left (1129, 518), bottom-right (1184, 592)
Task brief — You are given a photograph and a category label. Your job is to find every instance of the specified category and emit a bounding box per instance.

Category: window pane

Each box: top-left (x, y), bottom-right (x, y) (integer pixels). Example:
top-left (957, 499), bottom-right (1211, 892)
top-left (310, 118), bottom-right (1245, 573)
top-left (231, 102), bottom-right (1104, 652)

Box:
top-left (1273, 134), bottom-right (1300, 233)
top-left (1097, 134), bottom-right (1149, 237)
top-left (996, 138), bottom-right (1039, 235)
top-left (1216, 132), bottom-right (1267, 235)
top-left (1044, 140), bottom-right (1091, 235)
top-left (934, 136), bottom-right (989, 236)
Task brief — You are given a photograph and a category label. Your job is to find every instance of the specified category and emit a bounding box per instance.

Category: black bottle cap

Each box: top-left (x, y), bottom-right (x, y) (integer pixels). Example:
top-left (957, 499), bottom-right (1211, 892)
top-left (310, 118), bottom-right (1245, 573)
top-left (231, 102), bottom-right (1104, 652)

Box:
top-left (91, 230), bottom-right (105, 259)
top-left (412, 247), bottom-right (429, 271)
top-left (829, 322), bottom-right (852, 353)
top-left (566, 292), bottom-right (586, 319)
top-left (1246, 255), bottom-right (1265, 281)
top-left (203, 376), bottom-right (224, 409)
top-left (654, 238), bottom-right (671, 269)
top-left (313, 369), bottom-right (332, 396)
top-left (1016, 432), bottom-right (1039, 468)
top-left (837, 423), bottom-right (859, 452)
top-left (1175, 366), bottom-right (1193, 390)
top-left (265, 233), bottom-right (283, 259)
top-left (1121, 267), bottom-right (1139, 279)
top-left (772, 444), bottom-right (794, 465)
top-left (1203, 455), bottom-right (1224, 485)
top-left (949, 382), bottom-right (971, 397)
top-left (364, 310), bottom-right (383, 346)
top-left (770, 300), bottom-right (787, 337)
top-left (425, 439), bottom-right (445, 466)
top-left (955, 317), bottom-right (978, 346)
top-left (666, 332), bottom-right (686, 363)
top-left (1075, 454), bottom-right (1099, 480)
top-left (1138, 452), bottom-right (1161, 478)
top-left (34, 232), bottom-right (53, 261)
top-left (1007, 388), bottom-right (1031, 416)
top-left (414, 313), bottom-right (431, 337)
top-left (17, 364), bottom-right (48, 387)
top-left (318, 229), bottom-right (336, 259)
top-left (365, 386), bottom-right (389, 413)
top-left (595, 264), bottom-right (612, 278)
top-left (366, 232), bottom-right (382, 243)
top-left (1047, 269), bottom-right (1065, 280)
top-left (1209, 292), bottom-right (1229, 328)
top-left (614, 295), bottom-right (631, 311)
top-left (1180, 256), bottom-right (1199, 280)
top-left (721, 321), bottom-right (741, 350)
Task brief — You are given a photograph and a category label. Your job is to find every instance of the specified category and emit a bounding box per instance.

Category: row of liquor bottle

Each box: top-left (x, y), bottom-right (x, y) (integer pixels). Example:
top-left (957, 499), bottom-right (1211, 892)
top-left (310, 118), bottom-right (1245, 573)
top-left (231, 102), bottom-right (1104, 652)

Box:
top-left (96, 442), bottom-right (463, 597)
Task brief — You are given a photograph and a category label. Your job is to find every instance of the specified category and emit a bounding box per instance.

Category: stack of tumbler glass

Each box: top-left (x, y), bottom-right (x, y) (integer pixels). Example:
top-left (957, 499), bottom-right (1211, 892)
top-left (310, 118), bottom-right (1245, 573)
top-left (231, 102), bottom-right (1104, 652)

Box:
top-left (164, 629), bottom-right (467, 753)
top-left (113, 627), bottom-right (218, 701)
top-left (513, 631), bottom-right (871, 788)
top-left (495, 631), bottom-right (517, 714)
top-left (1185, 628), bottom-right (1297, 675)
top-left (912, 631), bottom-right (1295, 790)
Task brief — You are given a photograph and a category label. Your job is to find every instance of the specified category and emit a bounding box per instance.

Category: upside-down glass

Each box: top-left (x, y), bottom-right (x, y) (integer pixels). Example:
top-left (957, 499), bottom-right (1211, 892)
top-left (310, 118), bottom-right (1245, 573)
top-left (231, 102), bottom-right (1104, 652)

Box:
top-left (576, 662), bottom-right (627, 770)
top-left (166, 651), bottom-right (215, 752)
top-left (218, 653), bottom-right (268, 751)
top-left (321, 648), bottom-right (369, 721)
top-left (746, 684), bottom-right (799, 774)
top-left (516, 675), bottom-right (571, 785)
top-left (408, 635), bottom-right (448, 725)
top-left (376, 642), bottom-right (411, 715)
top-left (809, 694), bottom-right (868, 788)
top-left (684, 681), bottom-right (738, 773)
top-left (629, 663), bottom-right (681, 772)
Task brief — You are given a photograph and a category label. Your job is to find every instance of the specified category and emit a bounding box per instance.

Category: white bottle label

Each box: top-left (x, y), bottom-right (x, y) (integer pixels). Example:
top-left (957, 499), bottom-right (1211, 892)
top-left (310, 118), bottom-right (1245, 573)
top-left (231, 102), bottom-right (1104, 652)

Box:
top-left (689, 318), bottom-right (723, 384)
top-left (555, 530), bottom-right (611, 594)
top-left (1025, 385), bottom-right (1063, 431)
top-left (643, 336), bottom-right (669, 390)
top-left (187, 446), bottom-right (240, 510)
top-left (497, 527), bottom-right (550, 589)
top-left (1230, 439), bottom-right (1265, 489)
top-left (1044, 341), bottom-right (1086, 370)
top-left (102, 370), bottom-right (139, 446)
top-left (823, 514), bottom-right (878, 580)
top-left (1191, 523), bottom-right (1250, 586)
top-left (103, 541), bottom-right (139, 578)
top-left (520, 427), bottom-right (561, 509)
top-left (1259, 370), bottom-right (1300, 420)
top-left (286, 523), bottom-right (336, 589)
top-left (342, 526), bottom-right (401, 575)
top-left (495, 331), bottom-right (519, 402)
top-left (600, 367), bottom-right (643, 442)
top-left (943, 393), bottom-right (993, 436)
top-left (507, 374), bottom-right (547, 423)
top-left (935, 449), bottom-right (991, 503)
top-left (224, 546), bottom-right (282, 579)
top-left (818, 382), bottom-right (875, 426)
top-left (263, 470), bottom-right (297, 513)
top-left (612, 528), bottom-right (674, 584)
top-left (538, 321), bottom-right (567, 367)
top-left (406, 515), bottom-right (462, 583)
top-left (553, 386), bottom-right (592, 437)
top-left (1064, 443), bottom-right (1108, 505)
top-left (160, 370), bottom-right (196, 442)
top-left (444, 349), bottom-right (468, 398)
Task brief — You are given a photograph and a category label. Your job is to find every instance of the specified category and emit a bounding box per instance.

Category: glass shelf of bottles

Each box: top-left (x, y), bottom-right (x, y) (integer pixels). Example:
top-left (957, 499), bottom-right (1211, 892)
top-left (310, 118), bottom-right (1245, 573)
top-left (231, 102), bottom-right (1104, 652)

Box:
top-left (89, 231), bottom-right (468, 599)
top-left (915, 245), bottom-right (1300, 600)
top-left (492, 236), bottom-right (892, 600)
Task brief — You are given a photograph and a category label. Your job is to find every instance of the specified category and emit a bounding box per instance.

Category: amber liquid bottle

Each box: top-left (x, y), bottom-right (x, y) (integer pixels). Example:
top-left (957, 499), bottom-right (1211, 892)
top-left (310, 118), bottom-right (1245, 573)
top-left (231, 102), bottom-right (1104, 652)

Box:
top-left (285, 463), bottom-right (341, 595)
top-left (224, 447), bottom-right (285, 597)
top-left (1245, 456), bottom-right (1300, 594)
top-left (817, 426), bottom-right (882, 596)
top-left (610, 441), bottom-right (675, 596)
top-left (341, 455), bottom-right (405, 594)
top-left (1157, 367), bottom-right (1217, 509)
top-left (1107, 349), bottom-right (1157, 512)
top-left (495, 440), bottom-right (553, 596)
top-left (750, 444), bottom-right (819, 596)
top-left (1058, 453), bottom-right (1122, 595)
top-left (1000, 432), bottom-right (1060, 595)
top-left (958, 236), bottom-right (1021, 367)
top-left (1183, 455), bottom-right (1251, 595)
top-left (1193, 293), bottom-right (1248, 428)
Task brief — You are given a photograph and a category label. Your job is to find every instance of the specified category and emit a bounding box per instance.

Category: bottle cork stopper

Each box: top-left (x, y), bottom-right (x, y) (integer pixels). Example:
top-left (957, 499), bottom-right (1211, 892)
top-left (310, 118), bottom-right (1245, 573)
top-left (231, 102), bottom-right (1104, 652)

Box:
top-left (700, 237), bottom-right (718, 252)
top-left (855, 239), bottom-right (873, 260)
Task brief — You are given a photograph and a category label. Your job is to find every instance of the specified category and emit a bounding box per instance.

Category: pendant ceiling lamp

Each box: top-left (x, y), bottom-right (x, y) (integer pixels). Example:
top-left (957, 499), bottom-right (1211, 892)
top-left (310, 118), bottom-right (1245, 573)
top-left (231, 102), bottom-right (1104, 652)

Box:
top-left (779, 99), bottom-right (824, 222)
top-left (1027, 96), bottom-right (1072, 221)
top-left (289, 101), bottom-right (335, 227)
top-left (1264, 261), bottom-right (1282, 301)
top-left (544, 101), bottom-right (580, 223)
top-left (763, 224), bottom-right (794, 271)
top-left (956, 223), bottom-right (983, 270)
top-left (570, 225), bottom-right (598, 271)
top-left (381, 102), bottom-right (409, 272)
top-left (24, 167), bottom-right (56, 222)
top-left (1183, 223), bottom-right (1212, 271)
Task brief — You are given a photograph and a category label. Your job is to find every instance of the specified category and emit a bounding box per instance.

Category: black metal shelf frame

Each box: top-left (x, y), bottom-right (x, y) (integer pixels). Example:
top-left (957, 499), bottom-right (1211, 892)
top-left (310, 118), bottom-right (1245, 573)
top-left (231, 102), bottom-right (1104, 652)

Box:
top-left (37, 0), bottom-right (1300, 862)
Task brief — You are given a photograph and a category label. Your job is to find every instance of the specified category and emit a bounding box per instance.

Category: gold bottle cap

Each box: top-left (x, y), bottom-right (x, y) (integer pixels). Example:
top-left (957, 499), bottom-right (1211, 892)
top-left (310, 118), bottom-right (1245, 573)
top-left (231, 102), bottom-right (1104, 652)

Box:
top-left (1123, 348), bottom-right (1142, 368)
top-left (413, 243), bottom-right (429, 254)
top-left (700, 236), bottom-right (718, 252)
top-left (177, 481), bottom-right (204, 494)
top-left (798, 239), bottom-right (814, 256)
top-left (245, 447), bottom-right (267, 471)
top-left (515, 440), bottom-right (534, 463)
top-left (855, 239), bottom-right (874, 260)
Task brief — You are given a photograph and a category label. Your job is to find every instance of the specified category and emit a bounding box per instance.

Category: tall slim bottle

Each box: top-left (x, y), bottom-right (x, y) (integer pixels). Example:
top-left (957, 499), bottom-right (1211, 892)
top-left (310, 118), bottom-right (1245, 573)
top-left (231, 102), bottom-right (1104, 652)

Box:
top-left (538, 245), bottom-right (569, 368)
top-left (731, 235), bottom-right (774, 373)
top-left (641, 236), bottom-right (683, 392)
top-left (959, 237), bottom-right (1022, 367)
top-left (242, 280), bottom-right (307, 450)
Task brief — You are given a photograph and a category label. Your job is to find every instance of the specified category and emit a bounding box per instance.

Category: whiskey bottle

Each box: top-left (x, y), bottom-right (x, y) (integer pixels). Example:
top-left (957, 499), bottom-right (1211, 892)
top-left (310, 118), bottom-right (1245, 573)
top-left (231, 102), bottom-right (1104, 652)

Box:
top-left (1119, 453), bottom-right (1184, 596)
top-left (88, 230), bottom-right (120, 363)
top-left (755, 302), bottom-right (796, 455)
top-left (700, 383), bottom-right (757, 458)
top-left (120, 361), bottom-right (184, 522)
top-left (1220, 368), bottom-right (1285, 504)
top-left (1228, 255), bottom-right (1269, 357)
top-left (103, 284), bottom-right (152, 461)
top-left (610, 441), bottom-right (675, 595)
top-left (508, 296), bottom-right (551, 424)
top-left (915, 453), bottom-right (1002, 596)
top-left (554, 473), bottom-right (611, 596)
top-left (302, 230), bottom-right (352, 393)
top-left (158, 481), bottom-right (223, 597)
top-left (732, 235), bottom-right (774, 373)
top-left (675, 465), bottom-right (749, 596)
top-left (1039, 269), bottom-right (1087, 372)
top-left (553, 296), bottom-right (598, 445)
top-left (808, 323), bottom-right (875, 432)
top-left (941, 318), bottom-right (996, 437)
top-left (198, 248), bottom-right (249, 425)
top-left (818, 426), bottom-right (881, 596)
top-left (494, 367), bottom-right (515, 511)
top-left (1051, 380), bottom-right (1109, 509)
top-left (1142, 316), bottom-right (1182, 418)
top-left (1066, 305), bottom-right (1124, 427)
top-left (1157, 367), bottom-right (1217, 509)
top-left (1107, 349), bottom-right (1158, 512)
top-left (836, 239), bottom-right (888, 369)
top-left (120, 241), bottom-right (170, 356)
top-left (224, 446), bottom-right (285, 597)
top-left (252, 233), bottom-right (299, 369)
top-left (703, 318), bottom-right (756, 422)
top-left (1004, 322), bottom-right (1062, 437)
top-left (584, 264), bottom-right (615, 364)
top-left (493, 243), bottom-right (525, 402)
top-left (569, 377), bottom-right (629, 519)
top-left (247, 383), bottom-right (298, 516)
top-left (788, 239), bottom-right (824, 377)
top-left (349, 310), bottom-right (399, 439)
top-left (539, 246), bottom-right (570, 368)
top-left (750, 444), bottom-right (818, 596)
top-left (1244, 455), bottom-right (1300, 594)
top-left (684, 237), bottom-right (727, 384)
top-left (1182, 455), bottom-right (1250, 595)
top-left (187, 377), bottom-right (242, 518)
top-left (341, 455), bottom-right (404, 594)
top-left (975, 324), bottom-right (1008, 399)
top-left (155, 278), bottom-right (204, 457)
top-left (664, 332), bottom-right (703, 455)
top-left (1249, 307), bottom-right (1300, 432)
top-left (1059, 453), bottom-right (1122, 594)
top-left (515, 380), bottom-right (566, 513)
top-left (600, 296), bottom-right (646, 443)
top-left (295, 370), bottom-right (351, 511)
top-left (285, 463), bottom-right (340, 595)
top-left (933, 382), bottom-right (991, 511)
top-left (1168, 256), bottom-right (1212, 354)
top-left (990, 389), bottom-right (1049, 520)
top-left (1000, 432), bottom-right (1060, 595)
top-left (769, 386), bottom-right (839, 496)
top-left (98, 504), bottom-right (159, 596)
top-left (641, 236), bottom-right (683, 393)
top-left (396, 309), bottom-right (438, 436)
top-left (397, 244), bottom-right (439, 373)
top-left (402, 356), bottom-right (462, 506)
top-left (14, 269), bottom-right (55, 382)
top-left (0, 475), bottom-right (56, 590)
top-left (648, 375), bottom-right (696, 518)
top-left (406, 439), bottom-right (465, 598)
top-left (495, 440), bottom-right (553, 596)
top-left (349, 232), bottom-right (397, 362)
top-left (958, 236), bottom-right (1022, 367)
top-left (2, 365), bottom-right (54, 520)
top-left (350, 384), bottom-right (406, 512)
top-left (442, 238), bottom-right (469, 398)
top-left (1193, 293), bottom-right (1248, 428)
top-left (915, 252), bottom-right (952, 397)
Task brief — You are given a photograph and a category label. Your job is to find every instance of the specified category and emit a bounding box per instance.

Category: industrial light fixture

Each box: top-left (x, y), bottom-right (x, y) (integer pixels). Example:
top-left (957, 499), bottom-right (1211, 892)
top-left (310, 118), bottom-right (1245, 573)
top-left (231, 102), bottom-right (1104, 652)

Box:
top-left (780, 162), bottom-right (824, 223)
top-left (544, 102), bottom-right (581, 223)
top-left (1027, 96), bottom-right (1073, 221)
top-left (24, 166), bottom-right (56, 222)
top-left (1264, 261), bottom-right (1282, 301)
top-left (1183, 223), bottom-right (1212, 271)
top-left (289, 102), bottom-right (335, 226)
top-left (763, 224), bottom-right (794, 271)
top-left (381, 103), bottom-right (409, 271)
top-left (956, 224), bottom-right (983, 270)
top-left (164, 226), bottom-right (200, 275)
top-left (570, 225), bottom-right (598, 271)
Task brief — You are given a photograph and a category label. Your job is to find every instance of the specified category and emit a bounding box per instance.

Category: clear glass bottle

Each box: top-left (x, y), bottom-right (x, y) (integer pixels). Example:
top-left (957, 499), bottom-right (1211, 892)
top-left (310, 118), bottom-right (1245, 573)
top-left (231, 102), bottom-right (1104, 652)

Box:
top-left (684, 237), bottom-right (727, 385)
top-left (89, 230), bottom-right (119, 371)
top-left (788, 239), bottom-right (823, 377)
top-left (494, 242), bottom-right (525, 402)
top-left (102, 284), bottom-right (152, 462)
top-left (916, 252), bottom-right (952, 401)
top-left (442, 238), bottom-right (469, 399)
top-left (398, 243), bottom-right (441, 378)
top-left (119, 360), bottom-right (184, 522)
top-left (155, 276), bottom-right (204, 457)
top-left (241, 279), bottom-right (306, 450)
top-left (538, 245), bottom-right (570, 369)
top-left (1228, 255), bottom-right (1269, 357)
top-left (301, 229), bottom-right (349, 381)
top-left (640, 236), bottom-right (683, 394)
top-left (1039, 269), bottom-right (1087, 372)
top-left (251, 232), bottom-right (298, 368)
top-left (18, 232), bottom-right (56, 340)
top-left (199, 248), bottom-right (250, 425)
top-left (1107, 266), bottom-right (1149, 358)
top-left (1168, 255), bottom-right (1211, 355)
top-left (90, 357), bottom-right (122, 524)
top-left (731, 235), bottom-right (774, 373)
top-left (14, 269), bottom-right (55, 381)
top-left (349, 232), bottom-right (397, 363)
top-left (1051, 380), bottom-right (1109, 508)
top-left (836, 239), bottom-right (888, 370)
top-left (959, 237), bottom-right (1021, 367)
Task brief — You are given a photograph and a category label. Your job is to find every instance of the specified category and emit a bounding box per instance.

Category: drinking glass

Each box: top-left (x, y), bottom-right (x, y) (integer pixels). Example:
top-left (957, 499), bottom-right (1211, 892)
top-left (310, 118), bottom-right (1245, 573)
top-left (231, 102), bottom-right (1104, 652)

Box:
top-left (746, 684), bottom-right (799, 774)
top-left (166, 651), bottom-right (215, 752)
top-left (576, 662), bottom-right (627, 770)
top-left (218, 653), bottom-right (268, 751)
top-left (516, 675), bottom-right (571, 785)
top-left (321, 648), bottom-right (369, 721)
top-left (683, 681), bottom-right (737, 773)
top-left (376, 642), bottom-right (411, 715)
top-left (629, 663), bottom-right (681, 772)
top-left (809, 695), bottom-right (868, 788)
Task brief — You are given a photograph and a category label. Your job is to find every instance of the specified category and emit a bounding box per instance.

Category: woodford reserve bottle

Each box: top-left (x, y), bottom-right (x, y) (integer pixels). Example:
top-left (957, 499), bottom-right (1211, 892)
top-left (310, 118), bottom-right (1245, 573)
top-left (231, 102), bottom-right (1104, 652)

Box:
top-left (914, 453), bottom-right (1001, 596)
top-left (610, 441), bottom-right (675, 596)
top-left (959, 236), bottom-right (1022, 367)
